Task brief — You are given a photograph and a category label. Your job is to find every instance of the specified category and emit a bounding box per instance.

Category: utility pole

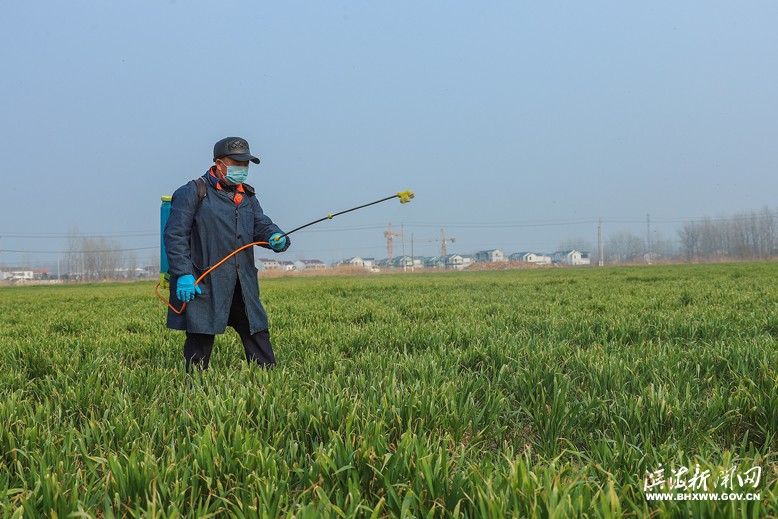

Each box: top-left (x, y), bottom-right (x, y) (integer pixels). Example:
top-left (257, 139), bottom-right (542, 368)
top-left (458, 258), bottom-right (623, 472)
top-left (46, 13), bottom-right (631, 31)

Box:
top-left (384, 223), bottom-right (402, 264)
top-left (598, 218), bottom-right (604, 267)
top-left (646, 213), bottom-right (652, 264)
top-left (401, 224), bottom-right (406, 272)
top-left (411, 233), bottom-right (415, 272)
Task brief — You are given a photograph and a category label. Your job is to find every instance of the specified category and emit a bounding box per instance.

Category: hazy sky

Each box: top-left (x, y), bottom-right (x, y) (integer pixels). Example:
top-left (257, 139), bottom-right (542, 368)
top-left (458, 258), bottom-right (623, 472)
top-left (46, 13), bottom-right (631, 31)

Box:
top-left (2, 1), bottom-right (777, 268)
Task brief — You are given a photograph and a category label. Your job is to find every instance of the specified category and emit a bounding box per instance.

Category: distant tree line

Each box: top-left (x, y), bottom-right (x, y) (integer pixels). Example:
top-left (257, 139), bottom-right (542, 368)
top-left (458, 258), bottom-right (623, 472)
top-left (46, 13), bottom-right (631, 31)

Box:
top-left (605, 231), bottom-right (676, 264)
top-left (561, 207), bottom-right (778, 265)
top-left (678, 207), bottom-right (777, 262)
top-left (65, 230), bottom-right (144, 281)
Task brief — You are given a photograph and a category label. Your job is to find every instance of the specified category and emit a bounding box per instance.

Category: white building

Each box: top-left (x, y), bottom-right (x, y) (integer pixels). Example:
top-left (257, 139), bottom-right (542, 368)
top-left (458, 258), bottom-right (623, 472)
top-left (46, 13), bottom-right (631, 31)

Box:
top-left (509, 252), bottom-right (552, 265)
top-left (436, 254), bottom-right (467, 270)
top-left (1, 268), bottom-right (34, 281)
top-left (423, 256), bottom-right (441, 269)
top-left (442, 254), bottom-right (463, 269)
top-left (278, 261), bottom-right (296, 271)
top-left (391, 256), bottom-right (415, 268)
top-left (257, 258), bottom-right (280, 271)
top-left (334, 257), bottom-right (381, 271)
top-left (475, 249), bottom-right (505, 263)
top-left (345, 257), bottom-right (365, 268)
top-left (551, 250), bottom-right (591, 266)
top-left (294, 259), bottom-right (327, 271)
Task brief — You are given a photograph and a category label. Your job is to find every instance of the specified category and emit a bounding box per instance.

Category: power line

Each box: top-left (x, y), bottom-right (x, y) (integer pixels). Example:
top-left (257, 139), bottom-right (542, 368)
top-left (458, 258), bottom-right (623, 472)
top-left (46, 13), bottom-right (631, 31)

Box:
top-left (404, 220), bottom-right (599, 229)
top-left (4, 209), bottom-right (778, 256)
top-left (0, 231), bottom-right (158, 238)
top-left (0, 246), bottom-right (157, 254)
top-left (5, 210), bottom-right (778, 239)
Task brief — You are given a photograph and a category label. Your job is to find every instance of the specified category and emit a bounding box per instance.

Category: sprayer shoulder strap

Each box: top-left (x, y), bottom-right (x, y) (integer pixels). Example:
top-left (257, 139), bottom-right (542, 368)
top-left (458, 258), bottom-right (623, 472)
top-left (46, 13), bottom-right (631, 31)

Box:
top-left (242, 183), bottom-right (256, 197)
top-left (193, 177), bottom-right (207, 213)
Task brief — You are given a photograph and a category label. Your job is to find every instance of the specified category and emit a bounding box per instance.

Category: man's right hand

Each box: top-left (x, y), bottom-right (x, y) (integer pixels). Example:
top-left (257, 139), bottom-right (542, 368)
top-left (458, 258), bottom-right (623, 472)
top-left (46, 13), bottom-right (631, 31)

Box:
top-left (176, 274), bottom-right (202, 302)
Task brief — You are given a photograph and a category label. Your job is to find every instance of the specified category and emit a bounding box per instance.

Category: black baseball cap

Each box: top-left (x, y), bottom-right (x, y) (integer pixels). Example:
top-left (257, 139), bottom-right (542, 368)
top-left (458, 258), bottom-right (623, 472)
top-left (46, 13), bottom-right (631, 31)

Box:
top-left (213, 137), bottom-right (260, 164)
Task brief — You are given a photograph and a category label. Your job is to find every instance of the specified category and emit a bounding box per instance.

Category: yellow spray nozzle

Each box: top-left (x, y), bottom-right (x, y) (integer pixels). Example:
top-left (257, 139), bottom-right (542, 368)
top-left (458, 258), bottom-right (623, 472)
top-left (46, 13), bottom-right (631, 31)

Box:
top-left (397, 190), bottom-right (415, 204)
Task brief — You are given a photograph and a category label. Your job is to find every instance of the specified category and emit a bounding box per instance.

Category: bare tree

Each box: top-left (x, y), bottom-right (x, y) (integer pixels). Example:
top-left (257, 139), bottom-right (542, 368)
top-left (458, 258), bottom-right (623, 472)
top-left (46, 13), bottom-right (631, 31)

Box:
top-left (146, 252), bottom-right (160, 280)
top-left (66, 227), bottom-right (81, 281)
top-left (755, 206), bottom-right (775, 258)
top-left (650, 231), bottom-right (677, 260)
top-left (678, 222), bottom-right (701, 261)
top-left (81, 236), bottom-right (122, 280)
top-left (606, 231), bottom-right (644, 264)
top-left (126, 250), bottom-right (138, 279)
top-left (698, 217), bottom-right (726, 259)
top-left (677, 208), bottom-right (777, 262)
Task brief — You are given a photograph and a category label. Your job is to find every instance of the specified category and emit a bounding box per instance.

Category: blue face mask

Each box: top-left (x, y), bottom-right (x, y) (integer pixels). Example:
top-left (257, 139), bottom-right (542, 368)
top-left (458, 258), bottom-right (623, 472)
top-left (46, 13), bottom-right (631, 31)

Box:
top-left (225, 165), bottom-right (249, 185)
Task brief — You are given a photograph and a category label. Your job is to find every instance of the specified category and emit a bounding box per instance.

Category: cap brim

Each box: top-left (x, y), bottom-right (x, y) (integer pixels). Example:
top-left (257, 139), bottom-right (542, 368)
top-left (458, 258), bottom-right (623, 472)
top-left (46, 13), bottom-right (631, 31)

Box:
top-left (228, 153), bottom-right (260, 164)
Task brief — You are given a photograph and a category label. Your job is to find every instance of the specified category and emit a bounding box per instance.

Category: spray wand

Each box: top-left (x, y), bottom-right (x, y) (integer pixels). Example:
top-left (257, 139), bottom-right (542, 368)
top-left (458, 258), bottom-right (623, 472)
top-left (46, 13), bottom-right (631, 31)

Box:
top-left (279, 190), bottom-right (414, 238)
top-left (155, 190), bottom-right (414, 314)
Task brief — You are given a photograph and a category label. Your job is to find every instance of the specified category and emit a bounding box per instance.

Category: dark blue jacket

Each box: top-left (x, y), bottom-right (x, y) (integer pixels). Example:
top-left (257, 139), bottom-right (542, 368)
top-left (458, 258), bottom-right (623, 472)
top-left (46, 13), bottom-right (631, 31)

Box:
top-left (164, 172), bottom-right (289, 334)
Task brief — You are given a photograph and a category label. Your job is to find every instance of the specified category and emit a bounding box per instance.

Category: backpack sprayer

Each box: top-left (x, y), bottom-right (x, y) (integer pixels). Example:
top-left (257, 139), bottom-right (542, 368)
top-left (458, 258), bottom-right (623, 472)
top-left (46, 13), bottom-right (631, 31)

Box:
top-left (155, 190), bottom-right (415, 314)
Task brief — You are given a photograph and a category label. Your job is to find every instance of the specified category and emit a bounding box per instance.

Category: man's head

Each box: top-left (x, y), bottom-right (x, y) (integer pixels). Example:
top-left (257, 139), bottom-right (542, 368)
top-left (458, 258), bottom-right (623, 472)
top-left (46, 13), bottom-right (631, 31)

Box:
top-left (213, 137), bottom-right (259, 185)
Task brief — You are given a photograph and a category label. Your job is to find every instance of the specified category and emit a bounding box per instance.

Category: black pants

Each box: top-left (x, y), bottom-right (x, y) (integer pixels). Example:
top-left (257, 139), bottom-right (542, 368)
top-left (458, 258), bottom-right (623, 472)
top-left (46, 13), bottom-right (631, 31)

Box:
top-left (183, 282), bottom-right (276, 371)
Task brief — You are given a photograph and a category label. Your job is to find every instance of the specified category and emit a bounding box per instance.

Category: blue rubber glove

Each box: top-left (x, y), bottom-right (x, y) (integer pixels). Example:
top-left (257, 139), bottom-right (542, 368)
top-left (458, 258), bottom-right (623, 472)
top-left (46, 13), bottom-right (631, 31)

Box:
top-left (176, 274), bottom-right (202, 302)
top-left (269, 232), bottom-right (287, 252)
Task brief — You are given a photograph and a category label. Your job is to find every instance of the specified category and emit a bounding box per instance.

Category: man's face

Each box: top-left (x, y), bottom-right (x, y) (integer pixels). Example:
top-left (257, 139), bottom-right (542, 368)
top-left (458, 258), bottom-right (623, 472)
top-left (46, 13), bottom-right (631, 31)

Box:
top-left (215, 156), bottom-right (250, 180)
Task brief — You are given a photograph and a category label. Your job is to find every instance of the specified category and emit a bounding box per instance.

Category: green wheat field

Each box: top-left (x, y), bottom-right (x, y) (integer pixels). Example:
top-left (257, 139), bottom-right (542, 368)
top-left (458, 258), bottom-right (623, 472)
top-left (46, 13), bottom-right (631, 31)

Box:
top-left (1, 263), bottom-right (777, 517)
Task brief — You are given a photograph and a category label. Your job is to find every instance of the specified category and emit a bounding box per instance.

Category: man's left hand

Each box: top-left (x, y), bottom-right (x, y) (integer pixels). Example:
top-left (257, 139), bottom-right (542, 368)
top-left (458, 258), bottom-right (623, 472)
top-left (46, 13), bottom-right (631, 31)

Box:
top-left (269, 233), bottom-right (287, 252)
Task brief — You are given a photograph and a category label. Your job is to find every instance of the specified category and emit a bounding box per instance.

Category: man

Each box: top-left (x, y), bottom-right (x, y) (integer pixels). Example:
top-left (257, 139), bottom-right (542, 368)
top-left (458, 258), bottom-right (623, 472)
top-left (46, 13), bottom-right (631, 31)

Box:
top-left (164, 136), bottom-right (290, 371)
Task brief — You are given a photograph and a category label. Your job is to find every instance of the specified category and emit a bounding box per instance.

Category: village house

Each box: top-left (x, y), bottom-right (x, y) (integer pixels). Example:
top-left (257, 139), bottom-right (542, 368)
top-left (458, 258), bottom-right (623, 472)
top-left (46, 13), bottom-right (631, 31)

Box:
top-left (422, 256), bottom-right (441, 269)
top-left (344, 257), bottom-right (365, 268)
top-left (0, 267), bottom-right (35, 282)
top-left (475, 249), bottom-right (505, 263)
top-left (509, 252), bottom-right (552, 265)
top-left (278, 261), bottom-right (296, 271)
top-left (256, 258), bottom-right (280, 271)
top-left (439, 254), bottom-right (473, 270)
top-left (390, 256), bottom-right (415, 269)
top-left (294, 259), bottom-right (327, 271)
top-left (460, 255), bottom-right (475, 269)
top-left (551, 250), bottom-right (591, 266)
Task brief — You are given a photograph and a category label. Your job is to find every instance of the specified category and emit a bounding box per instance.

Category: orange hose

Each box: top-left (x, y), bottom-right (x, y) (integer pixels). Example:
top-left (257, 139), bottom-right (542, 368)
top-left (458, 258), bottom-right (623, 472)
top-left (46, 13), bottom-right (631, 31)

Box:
top-left (155, 241), bottom-right (269, 314)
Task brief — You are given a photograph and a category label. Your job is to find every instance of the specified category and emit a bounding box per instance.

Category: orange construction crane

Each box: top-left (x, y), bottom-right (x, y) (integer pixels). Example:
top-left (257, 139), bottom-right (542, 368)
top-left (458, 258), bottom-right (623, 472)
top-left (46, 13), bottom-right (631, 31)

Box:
top-left (384, 223), bottom-right (402, 261)
top-left (415, 228), bottom-right (456, 257)
top-left (439, 228), bottom-right (455, 257)
top-left (410, 228), bottom-right (456, 266)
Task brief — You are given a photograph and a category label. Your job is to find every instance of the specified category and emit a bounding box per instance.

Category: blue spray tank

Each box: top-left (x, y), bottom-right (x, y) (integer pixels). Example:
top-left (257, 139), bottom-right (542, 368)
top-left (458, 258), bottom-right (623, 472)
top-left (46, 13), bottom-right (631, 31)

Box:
top-left (160, 195), bottom-right (172, 288)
